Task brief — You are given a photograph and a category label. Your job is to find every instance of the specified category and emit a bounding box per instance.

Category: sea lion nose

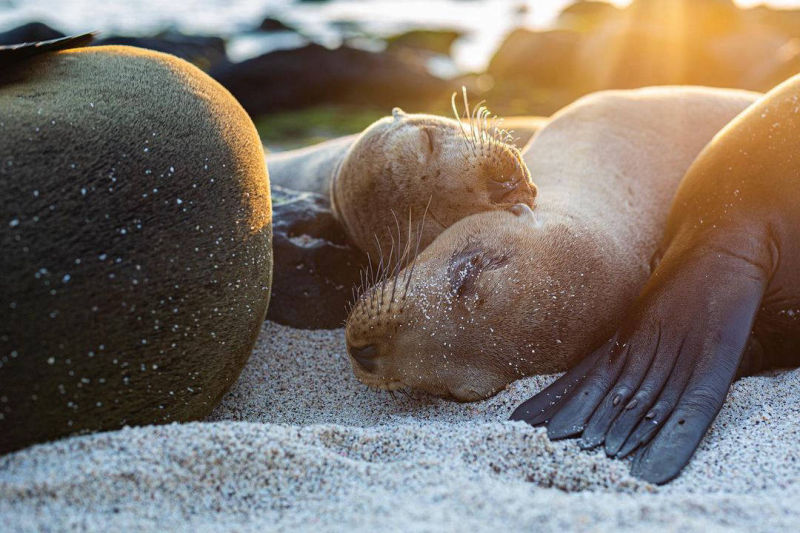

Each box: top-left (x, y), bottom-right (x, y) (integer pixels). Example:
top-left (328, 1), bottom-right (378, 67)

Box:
top-left (488, 169), bottom-right (537, 205)
top-left (487, 177), bottom-right (518, 203)
top-left (510, 203), bottom-right (534, 217)
top-left (348, 343), bottom-right (379, 372)
top-left (509, 202), bottom-right (541, 228)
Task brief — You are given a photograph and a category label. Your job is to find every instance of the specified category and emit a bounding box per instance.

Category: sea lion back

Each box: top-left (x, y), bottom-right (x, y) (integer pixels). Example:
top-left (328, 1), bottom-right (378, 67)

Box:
top-left (0, 45), bottom-right (272, 453)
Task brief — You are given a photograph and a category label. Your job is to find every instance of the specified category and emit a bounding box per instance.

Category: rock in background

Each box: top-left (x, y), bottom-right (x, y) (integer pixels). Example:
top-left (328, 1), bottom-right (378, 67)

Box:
top-left (209, 43), bottom-right (454, 116)
top-left (93, 32), bottom-right (228, 71)
top-left (269, 186), bottom-right (367, 330)
top-left (483, 0), bottom-right (800, 114)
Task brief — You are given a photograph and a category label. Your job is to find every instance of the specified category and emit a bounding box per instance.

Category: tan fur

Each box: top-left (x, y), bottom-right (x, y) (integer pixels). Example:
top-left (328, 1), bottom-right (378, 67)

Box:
top-left (268, 134), bottom-right (358, 196)
top-left (268, 110), bottom-right (538, 261)
top-left (345, 86), bottom-right (759, 401)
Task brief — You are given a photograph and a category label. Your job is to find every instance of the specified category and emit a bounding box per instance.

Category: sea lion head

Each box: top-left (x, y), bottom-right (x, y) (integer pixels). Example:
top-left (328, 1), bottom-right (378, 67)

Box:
top-left (331, 97), bottom-right (537, 261)
top-left (344, 203), bottom-right (609, 401)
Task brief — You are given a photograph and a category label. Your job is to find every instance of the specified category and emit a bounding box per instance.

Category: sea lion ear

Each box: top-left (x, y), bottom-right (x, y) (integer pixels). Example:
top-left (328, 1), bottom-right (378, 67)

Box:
top-left (392, 107), bottom-right (406, 121)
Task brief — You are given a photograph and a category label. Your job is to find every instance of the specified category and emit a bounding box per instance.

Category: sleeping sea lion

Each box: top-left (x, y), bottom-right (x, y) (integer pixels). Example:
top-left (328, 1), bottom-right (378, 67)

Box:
top-left (267, 99), bottom-right (539, 261)
top-left (344, 86), bottom-right (757, 401)
top-left (512, 73), bottom-right (800, 484)
top-left (0, 40), bottom-right (271, 453)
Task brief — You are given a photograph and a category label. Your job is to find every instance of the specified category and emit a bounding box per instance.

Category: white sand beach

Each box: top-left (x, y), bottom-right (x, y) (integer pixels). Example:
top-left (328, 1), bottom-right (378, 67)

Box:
top-left (2, 320), bottom-right (799, 531)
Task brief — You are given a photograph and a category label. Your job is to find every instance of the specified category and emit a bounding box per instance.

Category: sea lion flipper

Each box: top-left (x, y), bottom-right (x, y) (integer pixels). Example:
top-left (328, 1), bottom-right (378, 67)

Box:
top-left (509, 339), bottom-right (610, 426)
top-left (0, 33), bottom-right (95, 69)
top-left (534, 335), bottom-right (636, 441)
top-left (627, 288), bottom-right (764, 483)
top-left (513, 244), bottom-right (768, 483)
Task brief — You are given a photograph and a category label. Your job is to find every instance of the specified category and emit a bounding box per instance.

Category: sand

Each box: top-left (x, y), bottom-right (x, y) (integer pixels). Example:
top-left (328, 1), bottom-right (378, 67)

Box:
top-left (1, 320), bottom-right (799, 531)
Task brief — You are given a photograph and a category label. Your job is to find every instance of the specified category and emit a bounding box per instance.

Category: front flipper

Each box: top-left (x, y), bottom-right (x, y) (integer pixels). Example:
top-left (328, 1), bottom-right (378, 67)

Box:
top-left (509, 340), bottom-right (610, 426)
top-left (512, 240), bottom-right (770, 484)
top-left (627, 274), bottom-right (765, 483)
top-left (0, 33), bottom-right (95, 70)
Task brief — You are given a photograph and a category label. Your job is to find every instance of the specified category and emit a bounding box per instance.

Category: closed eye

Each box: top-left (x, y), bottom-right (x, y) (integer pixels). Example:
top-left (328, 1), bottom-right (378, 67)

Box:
top-left (422, 127), bottom-right (435, 153)
top-left (448, 245), bottom-right (509, 298)
top-left (489, 172), bottom-right (515, 183)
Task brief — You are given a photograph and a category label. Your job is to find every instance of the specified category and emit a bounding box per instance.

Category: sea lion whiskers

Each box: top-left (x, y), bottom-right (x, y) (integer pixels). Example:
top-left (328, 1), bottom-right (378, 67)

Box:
top-left (351, 203), bottom-right (427, 327)
top-left (367, 253), bottom-right (380, 318)
top-left (374, 233), bottom-right (390, 318)
top-left (393, 207), bottom-right (417, 307)
top-left (462, 87), bottom-right (479, 151)
top-left (357, 261), bottom-right (369, 317)
top-left (451, 91), bottom-right (477, 158)
top-left (386, 209), bottom-right (409, 315)
top-left (365, 251), bottom-right (376, 318)
top-left (470, 99), bottom-right (484, 148)
top-left (401, 197), bottom-right (431, 305)
top-left (474, 103), bottom-right (491, 150)
top-left (451, 87), bottom-right (517, 166)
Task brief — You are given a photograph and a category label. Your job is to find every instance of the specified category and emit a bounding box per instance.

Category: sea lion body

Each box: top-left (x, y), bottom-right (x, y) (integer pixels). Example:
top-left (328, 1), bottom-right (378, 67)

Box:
top-left (0, 45), bottom-right (272, 453)
top-left (268, 134), bottom-right (358, 196)
top-left (514, 74), bottom-right (800, 484)
top-left (267, 108), bottom-right (538, 260)
top-left (345, 86), bottom-right (758, 401)
top-left (266, 116), bottom-right (546, 196)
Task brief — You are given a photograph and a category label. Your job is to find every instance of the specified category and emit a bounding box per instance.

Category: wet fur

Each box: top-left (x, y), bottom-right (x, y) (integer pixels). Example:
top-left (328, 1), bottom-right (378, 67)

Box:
top-left (266, 97), bottom-right (539, 262)
top-left (346, 86), bottom-right (760, 401)
top-left (0, 46), bottom-right (271, 453)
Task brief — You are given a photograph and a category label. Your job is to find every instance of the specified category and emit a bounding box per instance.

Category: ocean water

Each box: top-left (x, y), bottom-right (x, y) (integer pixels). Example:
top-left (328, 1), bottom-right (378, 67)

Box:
top-left (1, 0), bottom-right (799, 73)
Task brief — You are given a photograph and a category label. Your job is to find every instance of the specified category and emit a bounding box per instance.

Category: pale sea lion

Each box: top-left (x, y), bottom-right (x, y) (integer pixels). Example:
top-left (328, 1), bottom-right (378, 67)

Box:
top-left (0, 41), bottom-right (271, 453)
top-left (344, 86), bottom-right (757, 401)
top-left (267, 101), bottom-right (539, 261)
top-left (513, 73), bottom-right (800, 484)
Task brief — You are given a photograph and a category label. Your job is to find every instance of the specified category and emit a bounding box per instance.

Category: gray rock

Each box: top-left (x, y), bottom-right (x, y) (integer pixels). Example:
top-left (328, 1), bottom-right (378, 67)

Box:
top-left (268, 186), bottom-right (367, 329)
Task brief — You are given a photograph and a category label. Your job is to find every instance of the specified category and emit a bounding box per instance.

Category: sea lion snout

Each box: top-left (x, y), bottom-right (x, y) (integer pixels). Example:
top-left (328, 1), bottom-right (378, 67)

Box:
top-left (344, 212), bottom-right (537, 400)
top-left (484, 149), bottom-right (537, 208)
top-left (487, 175), bottom-right (534, 204)
top-left (509, 203), bottom-right (542, 228)
top-left (510, 203), bottom-right (534, 217)
top-left (348, 343), bottom-right (379, 372)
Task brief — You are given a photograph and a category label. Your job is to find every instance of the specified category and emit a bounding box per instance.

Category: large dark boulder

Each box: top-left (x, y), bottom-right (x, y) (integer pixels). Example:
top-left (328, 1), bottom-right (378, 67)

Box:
top-left (747, 6), bottom-right (800, 39)
top-left (557, 1), bottom-right (619, 31)
top-left (93, 32), bottom-right (227, 71)
top-left (483, 28), bottom-right (583, 115)
top-left (0, 22), bottom-right (65, 45)
top-left (574, 0), bottom-right (748, 91)
top-left (385, 29), bottom-right (463, 56)
top-left (627, 0), bottom-right (742, 36)
top-left (706, 26), bottom-right (793, 91)
top-left (488, 29), bottom-right (582, 88)
top-left (268, 186), bottom-right (367, 329)
top-left (258, 17), bottom-right (297, 33)
top-left (209, 43), bottom-right (452, 115)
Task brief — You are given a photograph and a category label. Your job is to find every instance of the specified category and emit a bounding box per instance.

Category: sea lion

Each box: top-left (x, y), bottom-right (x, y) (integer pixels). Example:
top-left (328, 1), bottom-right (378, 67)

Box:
top-left (344, 86), bottom-right (757, 401)
top-left (512, 73), bottom-right (800, 484)
top-left (0, 41), bottom-right (271, 453)
top-left (267, 100), bottom-right (539, 261)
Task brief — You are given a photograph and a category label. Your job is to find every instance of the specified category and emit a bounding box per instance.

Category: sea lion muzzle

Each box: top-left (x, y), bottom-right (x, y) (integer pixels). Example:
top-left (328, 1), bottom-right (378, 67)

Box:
top-left (349, 343), bottom-right (379, 372)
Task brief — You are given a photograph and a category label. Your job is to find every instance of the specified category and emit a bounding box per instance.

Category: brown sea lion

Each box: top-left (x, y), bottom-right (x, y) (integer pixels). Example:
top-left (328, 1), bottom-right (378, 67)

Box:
top-left (513, 73), bottom-right (800, 484)
top-left (267, 100), bottom-right (539, 261)
top-left (344, 86), bottom-right (757, 401)
top-left (0, 41), bottom-right (271, 453)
